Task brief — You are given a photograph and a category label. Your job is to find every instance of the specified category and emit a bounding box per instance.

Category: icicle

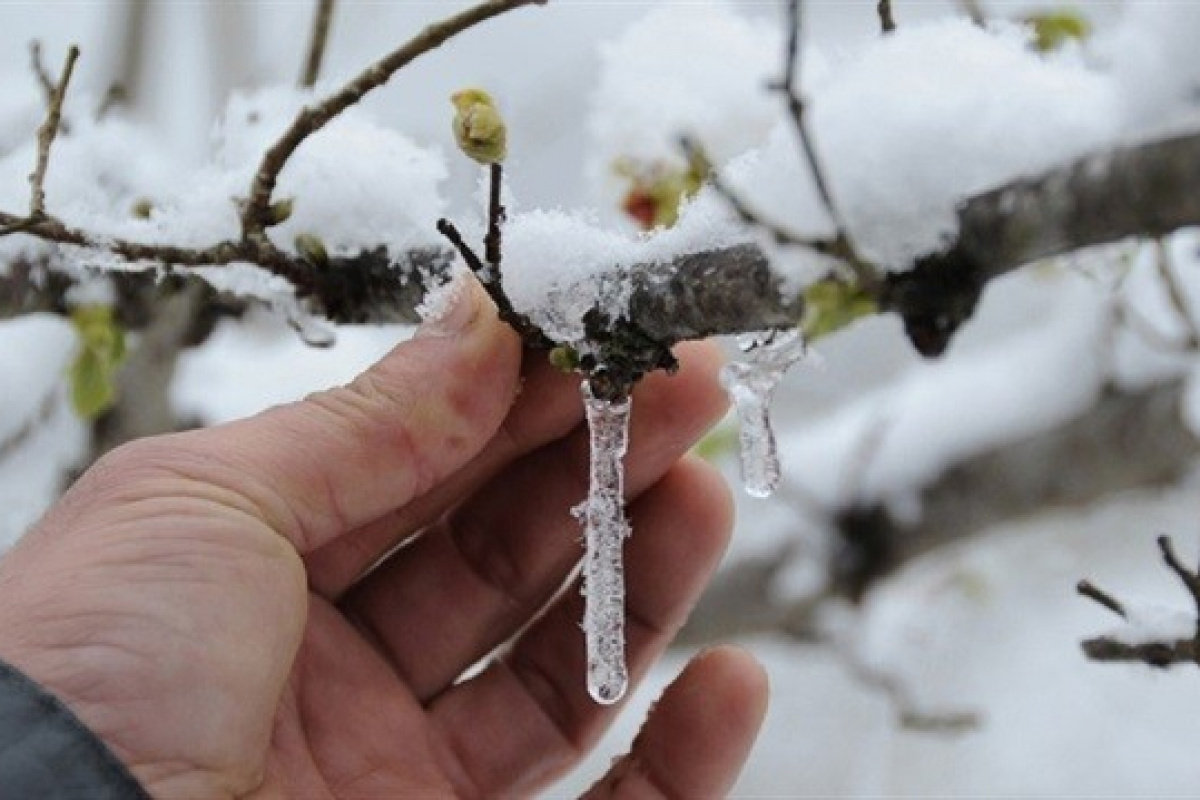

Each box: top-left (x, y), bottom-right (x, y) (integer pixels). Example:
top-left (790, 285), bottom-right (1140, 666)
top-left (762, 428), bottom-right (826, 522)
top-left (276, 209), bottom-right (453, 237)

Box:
top-left (571, 381), bottom-right (632, 705)
top-left (720, 329), bottom-right (806, 498)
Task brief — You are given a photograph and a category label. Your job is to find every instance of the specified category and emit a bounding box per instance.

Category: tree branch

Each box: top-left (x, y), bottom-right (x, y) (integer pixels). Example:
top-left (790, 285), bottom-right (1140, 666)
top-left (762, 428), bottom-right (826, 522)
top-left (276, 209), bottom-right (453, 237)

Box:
top-left (28, 45), bottom-right (78, 220)
top-left (3, 127), bottom-right (1200, 359)
top-left (877, 0), bottom-right (897, 33)
top-left (240, 0), bottom-right (548, 242)
top-left (300, 0), bottom-right (336, 89)
top-left (1080, 535), bottom-right (1200, 669)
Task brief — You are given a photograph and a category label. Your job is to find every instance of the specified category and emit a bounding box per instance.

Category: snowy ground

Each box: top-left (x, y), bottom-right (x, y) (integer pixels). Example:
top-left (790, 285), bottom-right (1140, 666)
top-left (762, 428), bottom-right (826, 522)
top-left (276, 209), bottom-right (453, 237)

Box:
top-left (3, 0), bottom-right (1200, 796)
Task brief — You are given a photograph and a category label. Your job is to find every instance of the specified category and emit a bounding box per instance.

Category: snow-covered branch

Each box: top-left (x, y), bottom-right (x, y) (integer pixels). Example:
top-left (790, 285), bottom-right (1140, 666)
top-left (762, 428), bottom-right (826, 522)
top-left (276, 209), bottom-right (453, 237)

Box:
top-left (1080, 536), bottom-right (1200, 668)
top-left (4, 102), bottom-right (1200, 365)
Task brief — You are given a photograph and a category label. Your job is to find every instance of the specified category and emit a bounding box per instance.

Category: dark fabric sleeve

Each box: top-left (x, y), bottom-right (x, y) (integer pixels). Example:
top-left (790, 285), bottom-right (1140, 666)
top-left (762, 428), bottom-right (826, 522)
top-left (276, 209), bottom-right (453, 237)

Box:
top-left (0, 659), bottom-right (150, 799)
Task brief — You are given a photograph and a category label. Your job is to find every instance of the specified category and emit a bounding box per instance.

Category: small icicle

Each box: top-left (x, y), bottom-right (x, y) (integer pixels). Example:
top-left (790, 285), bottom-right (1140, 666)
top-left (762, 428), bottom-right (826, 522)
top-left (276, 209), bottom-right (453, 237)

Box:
top-left (720, 329), bottom-right (806, 498)
top-left (571, 380), bottom-right (632, 705)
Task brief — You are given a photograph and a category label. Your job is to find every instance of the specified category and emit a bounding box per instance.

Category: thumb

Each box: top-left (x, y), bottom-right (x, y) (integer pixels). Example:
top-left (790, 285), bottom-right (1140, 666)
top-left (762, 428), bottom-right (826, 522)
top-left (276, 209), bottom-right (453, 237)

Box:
top-left (155, 275), bottom-right (522, 554)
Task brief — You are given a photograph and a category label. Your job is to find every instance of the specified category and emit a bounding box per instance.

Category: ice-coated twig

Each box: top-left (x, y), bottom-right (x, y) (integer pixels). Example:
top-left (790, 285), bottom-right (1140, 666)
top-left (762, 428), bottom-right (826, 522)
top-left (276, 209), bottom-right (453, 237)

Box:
top-left (721, 328), bottom-right (806, 498)
top-left (572, 380), bottom-right (633, 705)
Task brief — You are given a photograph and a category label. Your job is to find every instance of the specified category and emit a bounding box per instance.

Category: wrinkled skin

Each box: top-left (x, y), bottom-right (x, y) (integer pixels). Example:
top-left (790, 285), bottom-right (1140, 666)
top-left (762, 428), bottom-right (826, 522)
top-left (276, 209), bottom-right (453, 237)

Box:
top-left (0, 280), bottom-right (767, 798)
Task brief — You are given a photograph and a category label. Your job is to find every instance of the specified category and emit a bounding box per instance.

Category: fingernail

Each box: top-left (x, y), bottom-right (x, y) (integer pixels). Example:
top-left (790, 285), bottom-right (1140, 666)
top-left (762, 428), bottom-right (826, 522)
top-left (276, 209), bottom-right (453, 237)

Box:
top-left (416, 270), bottom-right (478, 338)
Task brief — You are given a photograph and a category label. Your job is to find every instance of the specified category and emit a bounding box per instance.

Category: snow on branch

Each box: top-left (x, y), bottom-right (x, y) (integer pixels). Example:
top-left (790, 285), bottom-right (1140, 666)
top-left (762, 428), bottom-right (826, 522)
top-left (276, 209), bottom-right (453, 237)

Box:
top-left (1079, 536), bottom-right (1200, 668)
top-left (0, 0), bottom-right (549, 317)
top-left (5, 128), bottom-right (1200, 364)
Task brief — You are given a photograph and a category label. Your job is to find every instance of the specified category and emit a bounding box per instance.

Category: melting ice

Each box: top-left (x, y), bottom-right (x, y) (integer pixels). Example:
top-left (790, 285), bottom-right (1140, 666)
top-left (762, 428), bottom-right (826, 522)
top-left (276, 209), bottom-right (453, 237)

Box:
top-left (721, 328), bottom-right (806, 498)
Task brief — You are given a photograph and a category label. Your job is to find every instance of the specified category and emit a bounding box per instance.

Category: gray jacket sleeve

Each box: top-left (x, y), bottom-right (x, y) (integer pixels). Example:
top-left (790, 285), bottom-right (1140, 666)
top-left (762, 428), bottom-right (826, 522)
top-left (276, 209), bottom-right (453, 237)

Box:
top-left (0, 659), bottom-right (149, 798)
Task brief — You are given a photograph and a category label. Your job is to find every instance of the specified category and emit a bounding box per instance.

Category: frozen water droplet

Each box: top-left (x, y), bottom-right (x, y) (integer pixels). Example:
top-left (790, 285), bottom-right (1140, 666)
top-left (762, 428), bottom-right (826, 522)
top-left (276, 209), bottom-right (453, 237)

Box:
top-left (573, 381), bottom-right (632, 705)
top-left (720, 329), bottom-right (805, 498)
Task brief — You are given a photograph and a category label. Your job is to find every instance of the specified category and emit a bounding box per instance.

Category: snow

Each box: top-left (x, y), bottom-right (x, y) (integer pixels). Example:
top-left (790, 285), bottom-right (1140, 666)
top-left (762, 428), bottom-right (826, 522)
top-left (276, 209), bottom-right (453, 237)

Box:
top-left (0, 315), bottom-right (86, 549)
top-left (720, 18), bottom-right (1118, 275)
top-left (585, 0), bottom-right (783, 218)
top-left (573, 381), bottom-right (634, 705)
top-left (777, 269), bottom-right (1112, 509)
top-left (1108, 602), bottom-right (1196, 647)
top-left (499, 189), bottom-right (747, 344)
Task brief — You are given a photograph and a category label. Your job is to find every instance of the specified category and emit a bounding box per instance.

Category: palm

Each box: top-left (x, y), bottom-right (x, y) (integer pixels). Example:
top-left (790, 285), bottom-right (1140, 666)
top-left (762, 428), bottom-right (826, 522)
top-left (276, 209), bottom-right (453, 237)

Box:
top-left (256, 598), bottom-right (458, 797)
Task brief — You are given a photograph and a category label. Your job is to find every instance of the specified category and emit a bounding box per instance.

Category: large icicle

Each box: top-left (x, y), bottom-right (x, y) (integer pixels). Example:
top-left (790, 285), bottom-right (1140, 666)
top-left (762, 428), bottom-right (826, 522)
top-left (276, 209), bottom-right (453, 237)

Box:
top-left (720, 329), bottom-right (806, 498)
top-left (572, 381), bottom-right (633, 705)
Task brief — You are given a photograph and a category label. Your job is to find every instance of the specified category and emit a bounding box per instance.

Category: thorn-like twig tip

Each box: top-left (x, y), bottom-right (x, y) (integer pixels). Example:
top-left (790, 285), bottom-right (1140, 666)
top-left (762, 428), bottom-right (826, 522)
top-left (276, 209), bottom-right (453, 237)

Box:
top-left (1077, 579), bottom-right (1127, 619)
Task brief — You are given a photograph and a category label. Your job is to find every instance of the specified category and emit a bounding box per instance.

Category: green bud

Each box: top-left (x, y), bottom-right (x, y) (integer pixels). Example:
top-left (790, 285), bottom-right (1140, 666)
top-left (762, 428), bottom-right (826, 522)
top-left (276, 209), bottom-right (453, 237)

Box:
top-left (548, 345), bottom-right (580, 373)
top-left (131, 198), bottom-right (154, 219)
top-left (1026, 10), bottom-right (1091, 53)
top-left (268, 197), bottom-right (295, 226)
top-left (294, 233), bottom-right (328, 267)
top-left (451, 88), bottom-right (507, 165)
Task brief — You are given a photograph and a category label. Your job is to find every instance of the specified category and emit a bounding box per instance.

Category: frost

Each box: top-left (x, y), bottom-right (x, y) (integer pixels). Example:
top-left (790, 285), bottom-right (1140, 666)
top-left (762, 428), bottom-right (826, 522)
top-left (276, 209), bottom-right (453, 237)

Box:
top-left (721, 329), bottom-right (807, 498)
top-left (571, 381), bottom-right (632, 705)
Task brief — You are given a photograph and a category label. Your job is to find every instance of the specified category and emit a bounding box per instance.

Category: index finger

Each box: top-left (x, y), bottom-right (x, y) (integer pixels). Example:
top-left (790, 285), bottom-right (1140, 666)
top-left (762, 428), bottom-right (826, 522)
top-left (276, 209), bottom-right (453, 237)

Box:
top-left (139, 278), bottom-right (523, 554)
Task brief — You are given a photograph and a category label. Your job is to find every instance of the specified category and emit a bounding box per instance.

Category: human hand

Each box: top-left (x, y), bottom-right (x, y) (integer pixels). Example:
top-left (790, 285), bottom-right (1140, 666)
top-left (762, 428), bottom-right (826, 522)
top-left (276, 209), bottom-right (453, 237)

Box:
top-left (0, 278), bottom-right (767, 798)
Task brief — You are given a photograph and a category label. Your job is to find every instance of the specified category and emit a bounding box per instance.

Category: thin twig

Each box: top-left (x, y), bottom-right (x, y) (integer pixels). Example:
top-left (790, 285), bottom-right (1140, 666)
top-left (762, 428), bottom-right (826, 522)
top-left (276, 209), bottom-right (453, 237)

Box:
top-left (435, 218), bottom-right (486, 275)
top-left (0, 210), bottom-right (304, 284)
top-left (484, 162), bottom-right (504, 271)
top-left (28, 41), bottom-right (55, 103)
top-left (1076, 579), bottom-right (1127, 619)
top-left (1158, 535), bottom-right (1200, 638)
top-left (1153, 239), bottom-right (1200, 349)
top-left (300, 0), bottom-right (336, 89)
top-left (772, 0), bottom-right (873, 288)
top-left (679, 137), bottom-right (846, 262)
top-left (877, 0), bottom-right (896, 33)
top-left (1080, 536), bottom-right (1200, 668)
top-left (242, 0), bottom-right (547, 242)
top-left (29, 45), bottom-right (79, 219)
top-left (436, 218), bottom-right (553, 349)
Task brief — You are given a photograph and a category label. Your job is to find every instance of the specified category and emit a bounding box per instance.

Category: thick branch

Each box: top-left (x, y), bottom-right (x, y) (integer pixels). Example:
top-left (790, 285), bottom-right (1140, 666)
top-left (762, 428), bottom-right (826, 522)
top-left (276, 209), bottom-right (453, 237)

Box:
top-left (241, 0), bottom-right (547, 241)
